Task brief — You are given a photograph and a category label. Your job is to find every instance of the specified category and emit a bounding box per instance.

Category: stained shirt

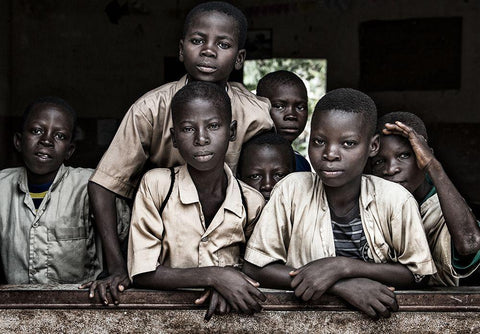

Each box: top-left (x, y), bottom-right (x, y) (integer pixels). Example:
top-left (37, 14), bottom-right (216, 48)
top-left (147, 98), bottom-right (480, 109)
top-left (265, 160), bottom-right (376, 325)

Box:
top-left (421, 193), bottom-right (480, 286)
top-left (128, 164), bottom-right (266, 280)
top-left (245, 173), bottom-right (437, 277)
top-left (0, 165), bottom-right (130, 284)
top-left (90, 75), bottom-right (274, 199)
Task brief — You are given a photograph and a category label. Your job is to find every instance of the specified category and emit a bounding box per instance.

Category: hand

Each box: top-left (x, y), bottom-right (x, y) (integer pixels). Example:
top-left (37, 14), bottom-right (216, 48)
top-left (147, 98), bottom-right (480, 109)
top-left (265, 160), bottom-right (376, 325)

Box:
top-left (195, 289), bottom-right (231, 321)
top-left (332, 278), bottom-right (398, 319)
top-left (211, 267), bottom-right (266, 315)
top-left (289, 257), bottom-right (344, 301)
top-left (383, 121), bottom-right (435, 170)
top-left (79, 271), bottom-right (131, 305)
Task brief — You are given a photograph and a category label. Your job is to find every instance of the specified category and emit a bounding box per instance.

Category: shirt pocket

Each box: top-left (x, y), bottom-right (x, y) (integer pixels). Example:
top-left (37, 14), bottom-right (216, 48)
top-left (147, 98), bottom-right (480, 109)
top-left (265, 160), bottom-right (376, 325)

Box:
top-left (46, 226), bottom-right (98, 283)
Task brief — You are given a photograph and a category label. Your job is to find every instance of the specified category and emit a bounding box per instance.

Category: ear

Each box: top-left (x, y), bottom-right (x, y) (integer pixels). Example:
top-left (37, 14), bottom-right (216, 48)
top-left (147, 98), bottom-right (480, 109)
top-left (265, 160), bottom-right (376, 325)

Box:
top-left (170, 127), bottom-right (178, 147)
top-left (368, 134), bottom-right (380, 158)
top-left (65, 142), bottom-right (76, 161)
top-left (234, 49), bottom-right (246, 71)
top-left (229, 120), bottom-right (237, 142)
top-left (178, 39), bottom-right (185, 63)
top-left (13, 132), bottom-right (22, 152)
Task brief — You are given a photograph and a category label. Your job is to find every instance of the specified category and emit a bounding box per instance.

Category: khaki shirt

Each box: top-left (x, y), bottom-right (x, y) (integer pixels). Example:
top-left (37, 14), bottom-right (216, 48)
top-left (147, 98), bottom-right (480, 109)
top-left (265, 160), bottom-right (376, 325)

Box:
top-left (0, 165), bottom-right (130, 284)
top-left (128, 164), bottom-right (265, 280)
top-left (245, 173), bottom-right (436, 277)
top-left (422, 193), bottom-right (480, 286)
top-left (90, 75), bottom-right (273, 199)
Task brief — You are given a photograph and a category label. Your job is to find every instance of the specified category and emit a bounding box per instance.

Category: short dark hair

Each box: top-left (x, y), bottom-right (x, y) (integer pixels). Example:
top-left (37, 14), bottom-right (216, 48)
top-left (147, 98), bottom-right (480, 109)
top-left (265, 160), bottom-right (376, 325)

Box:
top-left (256, 70), bottom-right (307, 98)
top-left (171, 81), bottom-right (232, 123)
top-left (183, 1), bottom-right (248, 49)
top-left (22, 96), bottom-right (77, 141)
top-left (377, 111), bottom-right (428, 140)
top-left (237, 132), bottom-right (295, 176)
top-left (313, 88), bottom-right (377, 137)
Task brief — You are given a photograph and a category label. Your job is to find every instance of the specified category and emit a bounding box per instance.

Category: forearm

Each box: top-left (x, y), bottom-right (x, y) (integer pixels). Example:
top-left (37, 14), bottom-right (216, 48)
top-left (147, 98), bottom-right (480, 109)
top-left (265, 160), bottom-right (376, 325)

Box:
top-left (88, 181), bottom-right (125, 272)
top-left (133, 266), bottom-right (221, 290)
top-left (243, 261), bottom-right (294, 290)
top-left (426, 159), bottom-right (480, 255)
top-left (337, 257), bottom-right (416, 288)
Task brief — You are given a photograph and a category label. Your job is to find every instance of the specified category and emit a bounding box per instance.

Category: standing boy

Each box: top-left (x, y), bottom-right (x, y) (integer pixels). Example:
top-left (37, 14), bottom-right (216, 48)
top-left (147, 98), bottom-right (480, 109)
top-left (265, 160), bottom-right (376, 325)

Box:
top-left (237, 132), bottom-right (295, 200)
top-left (128, 82), bottom-right (266, 320)
top-left (371, 112), bottom-right (480, 286)
top-left (243, 89), bottom-right (436, 319)
top-left (85, 1), bottom-right (273, 304)
top-left (256, 70), bottom-right (311, 171)
top-left (0, 97), bottom-right (129, 284)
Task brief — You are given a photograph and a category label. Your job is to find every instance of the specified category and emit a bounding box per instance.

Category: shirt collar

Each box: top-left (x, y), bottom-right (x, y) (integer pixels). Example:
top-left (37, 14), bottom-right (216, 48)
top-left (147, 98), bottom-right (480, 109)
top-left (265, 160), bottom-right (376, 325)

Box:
top-left (17, 164), bottom-right (69, 194)
top-left (177, 163), bottom-right (243, 218)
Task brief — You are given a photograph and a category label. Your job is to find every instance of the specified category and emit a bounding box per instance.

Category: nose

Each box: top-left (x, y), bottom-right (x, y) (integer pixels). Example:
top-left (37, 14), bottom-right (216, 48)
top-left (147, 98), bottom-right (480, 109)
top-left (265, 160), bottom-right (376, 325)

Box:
top-left (200, 41), bottom-right (216, 58)
top-left (39, 131), bottom-right (54, 147)
top-left (284, 106), bottom-right (297, 121)
top-left (383, 160), bottom-right (400, 176)
top-left (260, 174), bottom-right (274, 197)
top-left (322, 144), bottom-right (340, 161)
top-left (194, 128), bottom-right (210, 146)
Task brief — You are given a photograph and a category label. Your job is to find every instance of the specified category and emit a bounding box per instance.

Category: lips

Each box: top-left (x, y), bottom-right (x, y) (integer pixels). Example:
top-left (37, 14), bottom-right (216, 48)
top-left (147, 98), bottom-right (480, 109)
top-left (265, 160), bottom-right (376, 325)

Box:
top-left (279, 128), bottom-right (299, 134)
top-left (196, 64), bottom-right (217, 73)
top-left (34, 152), bottom-right (53, 160)
top-left (319, 167), bottom-right (343, 177)
top-left (193, 151), bottom-right (214, 162)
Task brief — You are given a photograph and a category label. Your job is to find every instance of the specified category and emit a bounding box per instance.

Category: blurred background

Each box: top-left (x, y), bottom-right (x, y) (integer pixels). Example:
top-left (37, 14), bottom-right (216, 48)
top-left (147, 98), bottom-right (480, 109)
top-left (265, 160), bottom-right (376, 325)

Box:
top-left (1, 0), bottom-right (479, 219)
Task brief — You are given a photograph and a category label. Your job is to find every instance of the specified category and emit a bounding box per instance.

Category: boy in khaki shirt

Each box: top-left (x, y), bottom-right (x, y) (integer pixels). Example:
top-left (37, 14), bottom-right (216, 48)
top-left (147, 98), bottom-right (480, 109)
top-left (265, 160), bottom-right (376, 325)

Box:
top-left (128, 82), bottom-right (266, 320)
top-left (85, 1), bottom-right (273, 304)
top-left (244, 88), bottom-right (436, 319)
top-left (371, 112), bottom-right (480, 286)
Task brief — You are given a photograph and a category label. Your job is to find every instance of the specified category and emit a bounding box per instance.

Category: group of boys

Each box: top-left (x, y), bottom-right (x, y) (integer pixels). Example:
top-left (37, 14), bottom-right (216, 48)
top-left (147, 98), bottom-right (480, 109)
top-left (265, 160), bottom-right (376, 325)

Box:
top-left (1, 1), bottom-right (480, 321)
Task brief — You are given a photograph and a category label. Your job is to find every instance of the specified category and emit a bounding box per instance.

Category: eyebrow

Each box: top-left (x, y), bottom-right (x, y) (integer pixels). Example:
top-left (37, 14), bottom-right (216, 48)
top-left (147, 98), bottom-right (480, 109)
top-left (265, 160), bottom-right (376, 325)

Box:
top-left (190, 31), bottom-right (235, 42)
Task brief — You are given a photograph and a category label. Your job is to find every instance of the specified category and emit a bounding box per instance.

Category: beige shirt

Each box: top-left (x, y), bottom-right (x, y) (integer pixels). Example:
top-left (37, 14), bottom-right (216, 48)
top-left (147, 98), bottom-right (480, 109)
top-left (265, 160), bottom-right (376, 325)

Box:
top-left (90, 75), bottom-right (273, 199)
top-left (245, 173), bottom-right (436, 277)
top-left (128, 164), bottom-right (266, 280)
top-left (0, 165), bottom-right (130, 284)
top-left (422, 193), bottom-right (480, 286)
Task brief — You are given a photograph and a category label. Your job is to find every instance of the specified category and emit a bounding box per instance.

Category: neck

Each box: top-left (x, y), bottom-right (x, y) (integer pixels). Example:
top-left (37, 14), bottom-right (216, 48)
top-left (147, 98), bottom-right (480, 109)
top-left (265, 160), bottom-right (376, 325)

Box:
top-left (187, 164), bottom-right (228, 195)
top-left (324, 177), bottom-right (361, 215)
top-left (186, 75), bottom-right (228, 90)
top-left (413, 179), bottom-right (433, 203)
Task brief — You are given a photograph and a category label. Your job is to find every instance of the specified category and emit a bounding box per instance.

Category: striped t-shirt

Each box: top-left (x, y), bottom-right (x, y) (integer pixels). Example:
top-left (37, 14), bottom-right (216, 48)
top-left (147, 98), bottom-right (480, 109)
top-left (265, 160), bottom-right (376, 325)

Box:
top-left (330, 205), bottom-right (371, 262)
top-left (28, 182), bottom-right (52, 210)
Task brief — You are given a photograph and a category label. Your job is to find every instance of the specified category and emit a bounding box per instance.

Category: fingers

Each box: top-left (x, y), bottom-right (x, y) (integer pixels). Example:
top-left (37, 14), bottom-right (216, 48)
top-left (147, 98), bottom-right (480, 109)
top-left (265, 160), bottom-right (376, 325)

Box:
top-left (109, 280), bottom-right (121, 305)
top-left (195, 289), bottom-right (211, 305)
top-left (78, 281), bottom-right (93, 289)
top-left (246, 284), bottom-right (267, 302)
top-left (205, 291), bottom-right (219, 322)
top-left (97, 282), bottom-right (109, 305)
top-left (371, 299), bottom-right (391, 319)
top-left (88, 281), bottom-right (98, 299)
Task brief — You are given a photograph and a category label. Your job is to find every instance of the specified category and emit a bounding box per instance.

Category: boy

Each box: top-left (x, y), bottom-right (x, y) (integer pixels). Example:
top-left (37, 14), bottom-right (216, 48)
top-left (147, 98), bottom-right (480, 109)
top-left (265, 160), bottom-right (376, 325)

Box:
top-left (128, 82), bottom-right (266, 320)
top-left (370, 112), bottom-right (480, 286)
top-left (85, 1), bottom-right (273, 304)
top-left (237, 132), bottom-right (295, 200)
top-left (0, 97), bottom-right (129, 284)
top-left (243, 88), bottom-right (436, 319)
top-left (256, 70), bottom-right (311, 171)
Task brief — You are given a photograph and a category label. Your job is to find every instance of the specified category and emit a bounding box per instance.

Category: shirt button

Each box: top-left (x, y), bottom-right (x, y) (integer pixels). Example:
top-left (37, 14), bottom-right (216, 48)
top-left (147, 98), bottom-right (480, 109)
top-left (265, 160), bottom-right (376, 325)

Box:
top-left (32, 222), bottom-right (39, 228)
top-left (201, 237), bottom-right (209, 242)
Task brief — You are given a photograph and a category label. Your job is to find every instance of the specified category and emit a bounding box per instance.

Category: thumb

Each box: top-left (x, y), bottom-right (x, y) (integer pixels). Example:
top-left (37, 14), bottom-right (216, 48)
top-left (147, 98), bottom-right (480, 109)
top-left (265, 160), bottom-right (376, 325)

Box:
top-left (195, 289), bottom-right (211, 305)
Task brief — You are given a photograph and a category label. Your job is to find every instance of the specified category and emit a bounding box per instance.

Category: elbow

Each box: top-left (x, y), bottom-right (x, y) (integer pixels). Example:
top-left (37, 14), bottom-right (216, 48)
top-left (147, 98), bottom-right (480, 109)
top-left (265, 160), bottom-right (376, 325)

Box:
top-left (455, 239), bottom-right (480, 256)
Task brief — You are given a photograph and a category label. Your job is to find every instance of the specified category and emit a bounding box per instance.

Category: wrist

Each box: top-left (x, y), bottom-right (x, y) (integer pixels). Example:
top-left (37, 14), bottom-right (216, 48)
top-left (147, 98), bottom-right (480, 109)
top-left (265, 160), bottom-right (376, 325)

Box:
top-left (424, 157), bottom-right (442, 174)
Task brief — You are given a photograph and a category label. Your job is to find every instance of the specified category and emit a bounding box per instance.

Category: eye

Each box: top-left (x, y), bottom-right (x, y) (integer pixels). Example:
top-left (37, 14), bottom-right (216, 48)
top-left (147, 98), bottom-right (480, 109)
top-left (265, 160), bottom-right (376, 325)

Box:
top-left (272, 103), bottom-right (285, 111)
top-left (208, 122), bottom-right (220, 130)
top-left (296, 105), bottom-right (307, 112)
top-left (217, 41), bottom-right (231, 49)
top-left (182, 126), bottom-right (195, 133)
top-left (31, 127), bottom-right (43, 135)
top-left (399, 152), bottom-right (411, 159)
top-left (372, 158), bottom-right (385, 166)
top-left (190, 38), bottom-right (204, 45)
top-left (343, 140), bottom-right (357, 148)
top-left (274, 173), bottom-right (286, 181)
top-left (312, 138), bottom-right (325, 146)
top-left (54, 132), bottom-right (67, 140)
top-left (248, 174), bottom-right (261, 181)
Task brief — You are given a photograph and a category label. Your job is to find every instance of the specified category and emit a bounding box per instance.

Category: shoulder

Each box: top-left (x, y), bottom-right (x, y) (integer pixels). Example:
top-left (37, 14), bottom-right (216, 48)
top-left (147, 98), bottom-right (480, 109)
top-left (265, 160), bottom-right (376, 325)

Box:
top-left (228, 81), bottom-right (271, 111)
top-left (238, 179), bottom-right (265, 206)
top-left (139, 167), bottom-right (177, 195)
top-left (0, 167), bottom-right (24, 185)
top-left (63, 166), bottom-right (94, 179)
top-left (133, 79), bottom-right (183, 106)
top-left (363, 174), bottom-right (412, 200)
top-left (271, 172), bottom-right (318, 201)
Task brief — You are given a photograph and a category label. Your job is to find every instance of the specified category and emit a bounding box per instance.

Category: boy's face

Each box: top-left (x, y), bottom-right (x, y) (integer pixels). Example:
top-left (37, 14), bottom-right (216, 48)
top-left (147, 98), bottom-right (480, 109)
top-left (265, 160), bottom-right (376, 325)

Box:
top-left (14, 105), bottom-right (75, 184)
top-left (370, 135), bottom-right (425, 194)
top-left (170, 98), bottom-right (236, 172)
top-left (267, 84), bottom-right (308, 143)
top-left (308, 110), bottom-right (378, 190)
top-left (179, 11), bottom-right (245, 87)
top-left (239, 145), bottom-right (293, 200)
